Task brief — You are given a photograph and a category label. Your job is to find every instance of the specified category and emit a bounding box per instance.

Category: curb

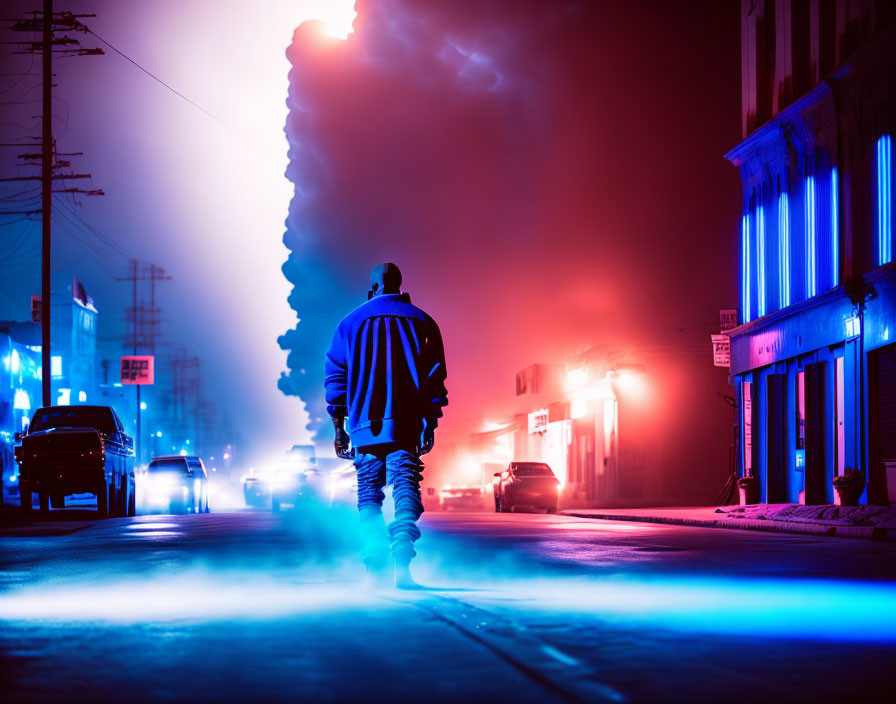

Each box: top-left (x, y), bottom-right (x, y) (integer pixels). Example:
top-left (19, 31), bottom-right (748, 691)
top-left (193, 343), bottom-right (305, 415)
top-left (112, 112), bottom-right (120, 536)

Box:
top-left (560, 511), bottom-right (895, 541)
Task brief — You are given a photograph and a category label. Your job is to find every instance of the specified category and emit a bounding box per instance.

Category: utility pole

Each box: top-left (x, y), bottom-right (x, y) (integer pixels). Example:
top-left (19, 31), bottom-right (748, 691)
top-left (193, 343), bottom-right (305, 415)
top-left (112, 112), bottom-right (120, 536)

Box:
top-left (4, 5), bottom-right (103, 406)
top-left (118, 260), bottom-right (170, 463)
top-left (40, 0), bottom-right (51, 407)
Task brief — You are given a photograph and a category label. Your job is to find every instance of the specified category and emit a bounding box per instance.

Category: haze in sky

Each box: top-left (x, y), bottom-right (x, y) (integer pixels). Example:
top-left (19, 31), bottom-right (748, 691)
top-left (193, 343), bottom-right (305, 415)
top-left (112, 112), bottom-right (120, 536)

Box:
top-left (1, 0), bottom-right (741, 499)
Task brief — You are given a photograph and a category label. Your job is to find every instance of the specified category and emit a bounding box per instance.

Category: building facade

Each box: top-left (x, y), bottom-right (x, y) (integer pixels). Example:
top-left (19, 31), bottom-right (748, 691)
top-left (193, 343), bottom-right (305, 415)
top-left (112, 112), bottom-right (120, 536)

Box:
top-left (437, 351), bottom-right (659, 510)
top-left (727, 0), bottom-right (896, 505)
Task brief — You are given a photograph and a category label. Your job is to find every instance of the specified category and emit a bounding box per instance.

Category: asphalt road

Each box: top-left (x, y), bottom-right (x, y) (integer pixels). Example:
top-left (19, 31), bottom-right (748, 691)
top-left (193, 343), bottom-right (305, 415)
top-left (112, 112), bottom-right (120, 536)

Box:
top-left (2, 506), bottom-right (895, 703)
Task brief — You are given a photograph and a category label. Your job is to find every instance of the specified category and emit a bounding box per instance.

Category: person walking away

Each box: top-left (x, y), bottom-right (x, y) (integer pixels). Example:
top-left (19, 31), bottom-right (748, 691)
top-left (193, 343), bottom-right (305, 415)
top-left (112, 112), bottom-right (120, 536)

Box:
top-left (324, 263), bottom-right (448, 588)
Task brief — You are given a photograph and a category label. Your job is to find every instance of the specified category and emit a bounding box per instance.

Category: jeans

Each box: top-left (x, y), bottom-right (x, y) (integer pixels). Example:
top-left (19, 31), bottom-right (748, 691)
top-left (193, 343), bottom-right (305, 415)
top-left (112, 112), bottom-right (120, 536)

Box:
top-left (354, 445), bottom-right (424, 567)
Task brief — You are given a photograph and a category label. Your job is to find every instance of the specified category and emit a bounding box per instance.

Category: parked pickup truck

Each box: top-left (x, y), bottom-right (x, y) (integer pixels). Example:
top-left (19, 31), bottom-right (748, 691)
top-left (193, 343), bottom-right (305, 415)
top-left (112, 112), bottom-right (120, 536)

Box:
top-left (15, 405), bottom-right (136, 517)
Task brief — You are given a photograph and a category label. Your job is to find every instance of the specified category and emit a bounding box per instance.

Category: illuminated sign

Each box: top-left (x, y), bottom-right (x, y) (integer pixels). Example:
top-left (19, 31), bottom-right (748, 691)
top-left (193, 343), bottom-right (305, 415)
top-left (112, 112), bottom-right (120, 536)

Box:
top-left (711, 335), bottom-right (730, 367)
top-left (528, 408), bottom-right (548, 435)
top-left (121, 355), bottom-right (155, 385)
top-left (719, 309), bottom-right (738, 332)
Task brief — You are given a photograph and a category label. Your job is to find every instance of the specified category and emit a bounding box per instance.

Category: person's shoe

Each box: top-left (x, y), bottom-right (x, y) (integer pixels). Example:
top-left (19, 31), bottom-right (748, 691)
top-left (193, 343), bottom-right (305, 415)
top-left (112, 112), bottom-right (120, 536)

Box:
top-left (394, 563), bottom-right (422, 590)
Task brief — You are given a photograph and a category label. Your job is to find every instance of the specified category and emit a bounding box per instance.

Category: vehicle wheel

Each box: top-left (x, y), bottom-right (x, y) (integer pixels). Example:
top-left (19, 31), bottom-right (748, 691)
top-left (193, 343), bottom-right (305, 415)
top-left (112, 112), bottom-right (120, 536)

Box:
top-left (38, 492), bottom-right (50, 513)
top-left (19, 488), bottom-right (32, 512)
top-left (50, 493), bottom-right (65, 509)
top-left (96, 482), bottom-right (109, 518)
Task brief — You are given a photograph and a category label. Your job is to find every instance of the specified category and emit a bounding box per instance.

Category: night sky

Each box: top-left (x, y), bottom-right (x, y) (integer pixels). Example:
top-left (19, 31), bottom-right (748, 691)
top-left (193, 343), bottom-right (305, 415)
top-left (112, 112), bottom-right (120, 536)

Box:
top-left (1, 0), bottom-right (741, 495)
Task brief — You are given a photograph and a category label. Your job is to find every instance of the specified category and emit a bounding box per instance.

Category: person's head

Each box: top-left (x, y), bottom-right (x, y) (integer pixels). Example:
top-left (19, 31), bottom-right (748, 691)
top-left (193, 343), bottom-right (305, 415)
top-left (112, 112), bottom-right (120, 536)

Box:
top-left (368, 262), bottom-right (402, 298)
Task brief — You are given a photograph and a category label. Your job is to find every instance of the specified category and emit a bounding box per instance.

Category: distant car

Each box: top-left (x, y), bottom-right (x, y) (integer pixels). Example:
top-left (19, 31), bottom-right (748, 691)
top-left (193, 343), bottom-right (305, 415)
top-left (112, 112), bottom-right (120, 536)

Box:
top-left (493, 462), bottom-right (560, 513)
top-left (15, 405), bottom-right (136, 517)
top-left (242, 471), bottom-right (272, 509)
top-left (143, 455), bottom-right (208, 514)
top-left (439, 486), bottom-right (486, 511)
top-left (271, 445), bottom-right (322, 512)
top-left (271, 468), bottom-right (326, 512)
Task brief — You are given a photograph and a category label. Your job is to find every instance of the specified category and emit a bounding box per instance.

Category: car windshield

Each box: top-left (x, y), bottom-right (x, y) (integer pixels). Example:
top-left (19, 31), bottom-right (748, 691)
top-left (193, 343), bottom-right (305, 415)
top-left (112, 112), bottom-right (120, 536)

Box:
top-left (148, 459), bottom-right (189, 473)
top-left (512, 463), bottom-right (554, 477)
top-left (30, 406), bottom-right (117, 434)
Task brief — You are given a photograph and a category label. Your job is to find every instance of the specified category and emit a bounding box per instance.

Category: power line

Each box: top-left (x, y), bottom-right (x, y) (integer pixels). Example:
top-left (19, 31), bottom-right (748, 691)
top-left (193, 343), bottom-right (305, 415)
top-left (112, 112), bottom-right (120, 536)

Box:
top-left (87, 28), bottom-right (229, 129)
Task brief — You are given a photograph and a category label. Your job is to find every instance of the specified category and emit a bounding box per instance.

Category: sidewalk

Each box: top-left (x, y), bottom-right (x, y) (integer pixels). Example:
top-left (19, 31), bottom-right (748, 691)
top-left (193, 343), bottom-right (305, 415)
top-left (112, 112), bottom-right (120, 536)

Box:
top-left (561, 503), bottom-right (896, 540)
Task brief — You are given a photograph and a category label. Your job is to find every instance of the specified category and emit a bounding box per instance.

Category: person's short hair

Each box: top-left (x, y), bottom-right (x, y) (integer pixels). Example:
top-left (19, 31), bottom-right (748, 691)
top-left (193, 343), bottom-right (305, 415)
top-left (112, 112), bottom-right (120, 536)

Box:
top-left (370, 262), bottom-right (402, 294)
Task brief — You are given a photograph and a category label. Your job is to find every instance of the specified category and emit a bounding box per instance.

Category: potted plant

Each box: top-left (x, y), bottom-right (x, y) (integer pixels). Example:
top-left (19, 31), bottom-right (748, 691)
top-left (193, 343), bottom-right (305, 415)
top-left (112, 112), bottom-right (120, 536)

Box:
top-left (833, 468), bottom-right (864, 507)
top-left (737, 475), bottom-right (760, 505)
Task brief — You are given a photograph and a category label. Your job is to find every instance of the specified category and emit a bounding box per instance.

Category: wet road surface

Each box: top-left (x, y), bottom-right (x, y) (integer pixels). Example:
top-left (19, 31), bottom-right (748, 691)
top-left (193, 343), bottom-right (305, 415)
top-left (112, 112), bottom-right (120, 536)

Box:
top-left (1, 508), bottom-right (895, 703)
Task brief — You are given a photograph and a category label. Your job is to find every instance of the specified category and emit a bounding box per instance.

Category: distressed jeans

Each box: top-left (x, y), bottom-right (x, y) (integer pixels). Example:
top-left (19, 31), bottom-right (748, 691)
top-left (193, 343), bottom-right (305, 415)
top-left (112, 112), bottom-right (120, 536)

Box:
top-left (354, 446), bottom-right (424, 567)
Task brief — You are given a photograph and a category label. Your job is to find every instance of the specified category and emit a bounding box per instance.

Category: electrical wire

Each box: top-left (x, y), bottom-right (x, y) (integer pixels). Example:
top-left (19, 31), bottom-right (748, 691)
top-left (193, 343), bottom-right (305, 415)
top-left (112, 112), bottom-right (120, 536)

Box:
top-left (87, 29), bottom-right (229, 129)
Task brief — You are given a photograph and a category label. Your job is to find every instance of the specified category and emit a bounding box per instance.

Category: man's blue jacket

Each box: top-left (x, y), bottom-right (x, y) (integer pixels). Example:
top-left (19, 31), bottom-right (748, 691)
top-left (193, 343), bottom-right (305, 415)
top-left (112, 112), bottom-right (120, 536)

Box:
top-left (325, 292), bottom-right (448, 449)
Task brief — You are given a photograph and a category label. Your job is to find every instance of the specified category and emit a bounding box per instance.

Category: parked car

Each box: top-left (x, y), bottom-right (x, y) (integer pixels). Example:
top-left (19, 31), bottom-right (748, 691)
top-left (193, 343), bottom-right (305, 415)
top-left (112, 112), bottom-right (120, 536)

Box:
top-left (15, 405), bottom-right (135, 517)
top-left (143, 455), bottom-right (208, 514)
top-left (439, 486), bottom-right (487, 511)
top-left (493, 462), bottom-right (560, 513)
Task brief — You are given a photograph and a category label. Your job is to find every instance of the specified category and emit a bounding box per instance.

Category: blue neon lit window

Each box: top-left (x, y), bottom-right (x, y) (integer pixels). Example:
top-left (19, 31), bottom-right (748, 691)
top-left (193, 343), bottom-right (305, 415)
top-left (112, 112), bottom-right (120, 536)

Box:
top-left (778, 193), bottom-right (790, 308)
top-left (742, 213), bottom-right (751, 323)
top-left (877, 135), bottom-right (892, 266)
top-left (831, 168), bottom-right (839, 286)
top-left (757, 205), bottom-right (766, 317)
top-left (805, 176), bottom-right (817, 298)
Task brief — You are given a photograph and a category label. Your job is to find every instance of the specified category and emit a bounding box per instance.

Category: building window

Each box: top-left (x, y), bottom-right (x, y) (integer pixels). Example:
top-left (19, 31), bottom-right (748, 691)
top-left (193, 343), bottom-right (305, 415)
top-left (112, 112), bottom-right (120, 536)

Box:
top-left (796, 369), bottom-right (806, 464)
top-left (877, 135), bottom-right (892, 266)
top-left (757, 205), bottom-right (767, 317)
top-left (831, 167), bottom-right (839, 285)
top-left (743, 381), bottom-right (752, 476)
top-left (805, 175), bottom-right (817, 297)
top-left (742, 212), bottom-right (752, 323)
top-left (778, 192), bottom-right (791, 307)
top-left (835, 356), bottom-right (845, 477)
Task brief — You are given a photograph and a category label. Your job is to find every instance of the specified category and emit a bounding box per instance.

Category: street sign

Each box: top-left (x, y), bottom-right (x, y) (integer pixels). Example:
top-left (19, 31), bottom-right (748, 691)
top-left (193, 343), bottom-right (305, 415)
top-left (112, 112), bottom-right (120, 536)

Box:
top-left (121, 355), bottom-right (154, 385)
top-left (719, 308), bottom-right (738, 331)
top-left (528, 408), bottom-right (549, 434)
top-left (711, 335), bottom-right (730, 367)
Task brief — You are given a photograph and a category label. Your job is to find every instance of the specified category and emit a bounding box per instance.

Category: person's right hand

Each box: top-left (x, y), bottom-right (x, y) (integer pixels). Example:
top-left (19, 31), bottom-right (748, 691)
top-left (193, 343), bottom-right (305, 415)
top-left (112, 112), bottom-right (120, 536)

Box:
top-left (333, 418), bottom-right (354, 459)
top-left (419, 417), bottom-right (437, 456)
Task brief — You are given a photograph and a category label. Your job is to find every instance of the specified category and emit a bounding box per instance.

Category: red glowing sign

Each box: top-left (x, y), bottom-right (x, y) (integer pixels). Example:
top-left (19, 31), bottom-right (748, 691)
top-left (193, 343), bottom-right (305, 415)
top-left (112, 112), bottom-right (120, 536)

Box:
top-left (120, 355), bottom-right (154, 385)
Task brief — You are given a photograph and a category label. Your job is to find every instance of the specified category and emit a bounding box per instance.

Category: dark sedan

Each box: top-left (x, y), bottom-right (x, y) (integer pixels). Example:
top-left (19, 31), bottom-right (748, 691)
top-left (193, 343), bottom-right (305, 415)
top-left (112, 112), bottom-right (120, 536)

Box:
top-left (493, 461), bottom-right (560, 513)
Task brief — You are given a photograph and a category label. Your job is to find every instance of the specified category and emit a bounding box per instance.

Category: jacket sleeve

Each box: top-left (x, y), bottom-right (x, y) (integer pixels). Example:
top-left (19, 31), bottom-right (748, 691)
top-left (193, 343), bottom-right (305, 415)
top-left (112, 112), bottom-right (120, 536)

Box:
top-left (324, 324), bottom-right (348, 419)
top-left (421, 317), bottom-right (448, 419)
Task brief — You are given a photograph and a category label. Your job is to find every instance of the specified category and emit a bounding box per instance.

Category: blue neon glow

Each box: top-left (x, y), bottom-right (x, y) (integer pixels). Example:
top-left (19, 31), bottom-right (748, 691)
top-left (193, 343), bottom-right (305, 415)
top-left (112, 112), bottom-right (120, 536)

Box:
top-left (877, 135), bottom-right (892, 265)
top-left (805, 175), bottom-right (817, 297)
top-left (757, 205), bottom-right (766, 316)
top-left (777, 192), bottom-right (790, 308)
top-left (741, 213), bottom-right (751, 322)
top-left (831, 167), bottom-right (839, 285)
